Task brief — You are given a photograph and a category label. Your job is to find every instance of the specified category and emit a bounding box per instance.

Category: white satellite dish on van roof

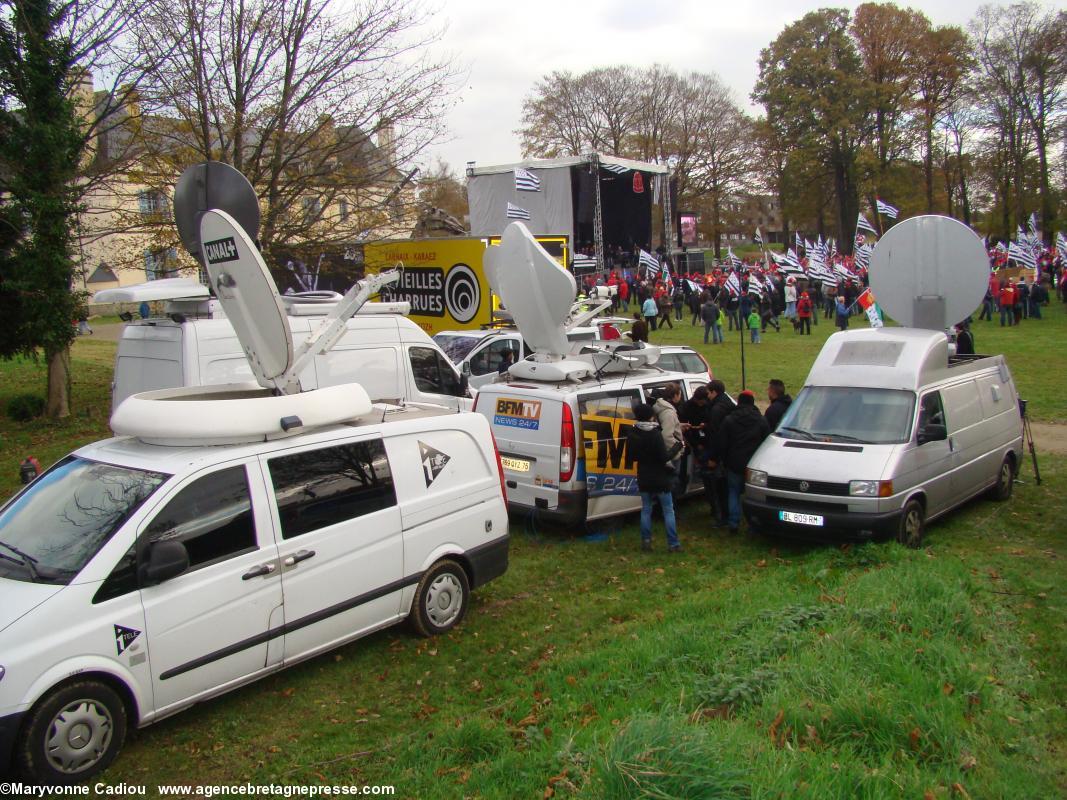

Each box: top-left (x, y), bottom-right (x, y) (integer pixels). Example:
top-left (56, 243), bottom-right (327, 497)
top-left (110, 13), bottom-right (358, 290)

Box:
top-left (870, 215), bottom-right (987, 330)
top-left (200, 209), bottom-right (294, 389)
top-left (485, 222), bottom-right (660, 381)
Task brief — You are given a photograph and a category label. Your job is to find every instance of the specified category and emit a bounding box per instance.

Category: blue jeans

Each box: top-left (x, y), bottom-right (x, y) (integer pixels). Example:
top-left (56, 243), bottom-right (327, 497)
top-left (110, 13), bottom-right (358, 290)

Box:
top-left (1000, 306), bottom-right (1009, 326)
top-left (726, 470), bottom-right (745, 528)
top-left (712, 322), bottom-right (723, 343)
top-left (640, 491), bottom-right (679, 548)
top-left (750, 327), bottom-right (760, 343)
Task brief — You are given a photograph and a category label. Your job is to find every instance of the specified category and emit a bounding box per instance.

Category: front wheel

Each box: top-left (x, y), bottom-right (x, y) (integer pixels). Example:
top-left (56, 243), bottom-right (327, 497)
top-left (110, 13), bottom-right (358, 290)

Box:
top-left (410, 559), bottom-right (470, 637)
top-left (897, 499), bottom-right (925, 549)
top-left (990, 456), bottom-right (1015, 501)
top-left (17, 680), bottom-right (128, 784)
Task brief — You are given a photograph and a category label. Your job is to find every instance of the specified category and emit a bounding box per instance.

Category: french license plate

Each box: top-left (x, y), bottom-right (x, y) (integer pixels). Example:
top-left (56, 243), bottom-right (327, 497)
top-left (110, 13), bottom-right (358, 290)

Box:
top-left (779, 510), bottom-right (824, 526)
top-left (500, 456), bottom-right (532, 473)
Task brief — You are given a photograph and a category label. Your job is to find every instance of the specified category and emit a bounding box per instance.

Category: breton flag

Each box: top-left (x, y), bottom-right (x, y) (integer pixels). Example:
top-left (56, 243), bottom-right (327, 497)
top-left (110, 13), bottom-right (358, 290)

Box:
top-left (1056, 232), bottom-right (1067, 262)
top-left (1027, 212), bottom-right (1040, 236)
top-left (875, 198), bottom-right (899, 219)
top-left (724, 270), bottom-right (742, 297)
top-left (795, 232), bottom-right (803, 255)
top-left (727, 247), bottom-right (742, 269)
top-left (1008, 240), bottom-right (1037, 270)
top-left (514, 168), bottom-right (541, 192)
top-left (601, 162), bottom-right (629, 174)
top-left (685, 279), bottom-right (702, 294)
top-left (856, 213), bottom-right (879, 236)
top-left (746, 278), bottom-right (764, 300)
top-left (572, 254), bottom-right (597, 271)
top-left (754, 227), bottom-right (764, 249)
top-left (506, 202), bottom-right (531, 220)
top-left (853, 243), bottom-right (874, 271)
top-left (638, 249), bottom-right (660, 276)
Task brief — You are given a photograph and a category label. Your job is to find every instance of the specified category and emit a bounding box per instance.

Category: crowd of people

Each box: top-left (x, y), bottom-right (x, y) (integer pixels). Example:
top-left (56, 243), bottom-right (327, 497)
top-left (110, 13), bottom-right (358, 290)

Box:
top-left (626, 378), bottom-right (795, 551)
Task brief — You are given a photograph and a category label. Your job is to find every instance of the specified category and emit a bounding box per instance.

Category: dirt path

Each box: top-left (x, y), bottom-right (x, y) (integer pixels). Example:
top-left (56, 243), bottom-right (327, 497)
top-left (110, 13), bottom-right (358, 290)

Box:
top-left (1030, 422), bottom-right (1067, 455)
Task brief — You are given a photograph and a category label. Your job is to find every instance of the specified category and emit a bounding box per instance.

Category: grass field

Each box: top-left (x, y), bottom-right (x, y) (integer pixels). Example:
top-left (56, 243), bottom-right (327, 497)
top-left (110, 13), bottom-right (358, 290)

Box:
top-left (0, 302), bottom-right (1064, 798)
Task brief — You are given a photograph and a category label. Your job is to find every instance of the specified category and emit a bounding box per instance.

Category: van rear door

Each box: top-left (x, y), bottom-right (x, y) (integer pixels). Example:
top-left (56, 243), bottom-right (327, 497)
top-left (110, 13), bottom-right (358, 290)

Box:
top-left (578, 388), bottom-right (642, 520)
top-left (480, 390), bottom-right (563, 512)
top-left (113, 324), bottom-right (184, 408)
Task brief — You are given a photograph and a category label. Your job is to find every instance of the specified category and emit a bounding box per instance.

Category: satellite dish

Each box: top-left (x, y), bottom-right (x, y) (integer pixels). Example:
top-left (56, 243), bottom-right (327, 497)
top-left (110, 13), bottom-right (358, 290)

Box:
top-left (199, 209), bottom-right (293, 390)
top-left (870, 215), bottom-right (987, 330)
top-left (485, 222), bottom-right (576, 357)
top-left (174, 162), bottom-right (260, 260)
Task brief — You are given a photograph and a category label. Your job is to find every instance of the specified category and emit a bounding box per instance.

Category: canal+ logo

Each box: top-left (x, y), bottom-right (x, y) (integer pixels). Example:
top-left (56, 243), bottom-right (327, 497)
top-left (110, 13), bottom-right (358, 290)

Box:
top-left (203, 236), bottom-right (240, 265)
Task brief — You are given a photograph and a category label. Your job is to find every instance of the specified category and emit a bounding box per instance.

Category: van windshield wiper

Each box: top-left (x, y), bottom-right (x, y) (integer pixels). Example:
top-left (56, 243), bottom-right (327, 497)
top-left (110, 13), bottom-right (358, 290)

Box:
top-left (0, 540), bottom-right (40, 581)
top-left (777, 426), bottom-right (814, 440)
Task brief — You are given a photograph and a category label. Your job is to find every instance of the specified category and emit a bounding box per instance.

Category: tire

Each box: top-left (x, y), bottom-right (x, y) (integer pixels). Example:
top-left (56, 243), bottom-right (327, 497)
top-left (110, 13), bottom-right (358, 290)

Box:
top-left (17, 680), bottom-right (128, 784)
top-left (410, 559), bottom-right (470, 637)
top-left (897, 499), bottom-right (925, 549)
top-left (990, 455), bottom-right (1015, 501)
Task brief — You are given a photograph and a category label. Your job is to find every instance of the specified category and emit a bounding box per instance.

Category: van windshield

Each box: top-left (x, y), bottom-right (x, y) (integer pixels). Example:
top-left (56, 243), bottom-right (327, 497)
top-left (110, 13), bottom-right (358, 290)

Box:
top-left (775, 386), bottom-right (916, 445)
top-left (433, 334), bottom-right (481, 363)
top-left (0, 456), bottom-right (168, 584)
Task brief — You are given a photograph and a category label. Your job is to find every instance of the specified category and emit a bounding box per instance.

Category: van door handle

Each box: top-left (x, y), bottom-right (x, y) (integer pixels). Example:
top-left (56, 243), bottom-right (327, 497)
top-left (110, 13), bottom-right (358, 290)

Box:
top-left (242, 563), bottom-right (276, 580)
top-left (283, 549), bottom-right (316, 567)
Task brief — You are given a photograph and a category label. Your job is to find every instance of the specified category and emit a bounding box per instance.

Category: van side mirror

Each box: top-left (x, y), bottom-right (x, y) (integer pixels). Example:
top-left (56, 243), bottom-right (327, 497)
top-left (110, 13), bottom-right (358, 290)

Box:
top-left (457, 372), bottom-right (470, 397)
top-left (140, 539), bottom-right (190, 586)
top-left (917, 423), bottom-right (947, 446)
top-left (461, 361), bottom-right (471, 377)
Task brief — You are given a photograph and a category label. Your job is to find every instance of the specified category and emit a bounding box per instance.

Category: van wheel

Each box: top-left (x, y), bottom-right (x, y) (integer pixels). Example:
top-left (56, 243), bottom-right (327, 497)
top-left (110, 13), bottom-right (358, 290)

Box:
top-left (897, 500), bottom-right (925, 549)
top-left (410, 559), bottom-right (469, 637)
top-left (17, 680), bottom-right (127, 784)
top-left (990, 456), bottom-right (1015, 501)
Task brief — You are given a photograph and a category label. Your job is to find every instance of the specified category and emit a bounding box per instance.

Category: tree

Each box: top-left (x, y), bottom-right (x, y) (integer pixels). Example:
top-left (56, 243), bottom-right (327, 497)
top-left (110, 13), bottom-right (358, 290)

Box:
top-left (0, 0), bottom-right (148, 418)
top-left (972, 2), bottom-right (1066, 240)
top-left (518, 70), bottom-right (597, 158)
top-left (913, 24), bottom-right (974, 212)
top-left (417, 158), bottom-right (467, 222)
top-left (129, 0), bottom-right (458, 264)
top-left (754, 9), bottom-right (873, 252)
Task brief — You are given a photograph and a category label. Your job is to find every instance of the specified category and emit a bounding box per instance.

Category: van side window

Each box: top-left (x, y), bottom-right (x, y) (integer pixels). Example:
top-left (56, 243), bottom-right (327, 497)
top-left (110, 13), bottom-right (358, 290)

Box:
top-left (471, 339), bottom-right (520, 376)
top-left (269, 439), bottom-right (396, 540)
top-left (410, 346), bottom-right (461, 395)
top-left (94, 545), bottom-right (137, 603)
top-left (919, 392), bottom-right (946, 430)
top-left (142, 466), bottom-right (257, 571)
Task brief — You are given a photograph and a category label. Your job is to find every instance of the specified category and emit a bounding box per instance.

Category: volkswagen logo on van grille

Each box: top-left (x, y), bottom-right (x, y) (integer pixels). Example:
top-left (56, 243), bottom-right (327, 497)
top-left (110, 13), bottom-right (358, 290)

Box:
top-left (798, 480), bottom-right (810, 492)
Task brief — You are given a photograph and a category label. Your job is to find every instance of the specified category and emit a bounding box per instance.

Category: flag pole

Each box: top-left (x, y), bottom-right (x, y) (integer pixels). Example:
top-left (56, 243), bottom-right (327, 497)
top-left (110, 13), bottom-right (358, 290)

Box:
top-left (738, 287), bottom-right (747, 390)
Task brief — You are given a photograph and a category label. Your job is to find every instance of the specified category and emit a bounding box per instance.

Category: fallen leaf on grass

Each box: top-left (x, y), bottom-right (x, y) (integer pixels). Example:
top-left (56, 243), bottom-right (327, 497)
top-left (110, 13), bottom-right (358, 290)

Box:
top-left (756, 559), bottom-right (768, 568)
top-left (952, 783), bottom-right (972, 798)
top-left (769, 709), bottom-right (785, 746)
top-left (909, 727), bottom-right (922, 751)
top-left (943, 683), bottom-right (955, 695)
top-left (959, 753), bottom-right (977, 770)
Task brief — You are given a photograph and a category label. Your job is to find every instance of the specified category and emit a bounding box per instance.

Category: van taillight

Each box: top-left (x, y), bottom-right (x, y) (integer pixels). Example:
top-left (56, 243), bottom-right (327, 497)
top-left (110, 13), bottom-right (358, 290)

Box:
top-left (560, 403), bottom-right (576, 483)
top-left (490, 430), bottom-right (507, 503)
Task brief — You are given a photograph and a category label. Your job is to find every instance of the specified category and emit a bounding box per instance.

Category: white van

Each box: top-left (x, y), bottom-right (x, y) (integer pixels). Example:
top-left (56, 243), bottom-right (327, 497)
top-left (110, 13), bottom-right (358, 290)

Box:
top-left (97, 283), bottom-right (471, 412)
top-left (742, 327), bottom-right (1023, 546)
top-left (0, 398), bottom-right (508, 783)
top-left (474, 371), bottom-right (710, 524)
top-left (0, 207), bottom-right (508, 784)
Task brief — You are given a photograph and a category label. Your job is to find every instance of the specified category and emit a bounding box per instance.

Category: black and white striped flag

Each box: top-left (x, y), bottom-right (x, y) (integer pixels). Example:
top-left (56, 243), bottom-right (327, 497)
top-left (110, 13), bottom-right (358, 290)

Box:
top-left (724, 271), bottom-right (741, 297)
top-left (875, 198), bottom-right (899, 219)
top-left (638, 249), bottom-right (660, 275)
top-left (754, 227), bottom-right (764, 249)
top-left (856, 213), bottom-right (878, 237)
top-left (506, 202), bottom-right (531, 220)
top-left (1008, 240), bottom-right (1037, 270)
top-left (601, 162), bottom-right (629, 174)
top-left (572, 254), bottom-right (597, 271)
top-left (514, 168), bottom-right (541, 192)
top-left (1057, 232), bottom-right (1067, 263)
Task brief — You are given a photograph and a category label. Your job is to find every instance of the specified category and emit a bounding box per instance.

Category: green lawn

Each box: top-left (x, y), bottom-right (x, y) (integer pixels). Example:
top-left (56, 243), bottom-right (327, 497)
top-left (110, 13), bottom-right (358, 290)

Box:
top-left (0, 304), bottom-right (1064, 798)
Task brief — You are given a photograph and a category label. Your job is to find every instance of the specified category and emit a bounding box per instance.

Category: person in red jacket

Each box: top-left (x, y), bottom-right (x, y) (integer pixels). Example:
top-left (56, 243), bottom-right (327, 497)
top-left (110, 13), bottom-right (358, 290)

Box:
top-left (998, 281), bottom-right (1015, 327)
top-left (796, 290), bottom-right (813, 335)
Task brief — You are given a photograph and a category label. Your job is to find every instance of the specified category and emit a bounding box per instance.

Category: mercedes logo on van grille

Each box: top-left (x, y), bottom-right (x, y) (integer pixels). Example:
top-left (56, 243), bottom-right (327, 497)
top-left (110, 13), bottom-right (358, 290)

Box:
top-left (798, 480), bottom-right (810, 492)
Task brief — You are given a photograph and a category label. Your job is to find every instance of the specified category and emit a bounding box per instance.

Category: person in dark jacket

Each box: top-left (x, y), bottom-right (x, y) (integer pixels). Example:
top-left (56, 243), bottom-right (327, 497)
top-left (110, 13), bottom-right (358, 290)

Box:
top-left (715, 390), bottom-right (770, 534)
top-left (703, 380), bottom-right (736, 526)
top-left (701, 297), bottom-right (721, 344)
top-left (764, 379), bottom-right (792, 432)
top-left (629, 312), bottom-right (649, 343)
top-left (627, 403), bottom-right (683, 552)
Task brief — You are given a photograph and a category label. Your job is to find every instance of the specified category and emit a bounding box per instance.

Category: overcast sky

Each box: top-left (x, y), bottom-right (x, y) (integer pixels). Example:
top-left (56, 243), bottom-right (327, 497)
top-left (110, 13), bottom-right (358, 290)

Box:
top-left (421, 0), bottom-right (1064, 174)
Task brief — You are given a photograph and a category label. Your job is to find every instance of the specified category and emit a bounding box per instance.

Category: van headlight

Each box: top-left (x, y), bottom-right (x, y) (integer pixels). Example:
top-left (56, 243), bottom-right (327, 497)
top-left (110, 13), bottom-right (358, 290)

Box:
top-left (746, 468), bottom-right (768, 488)
top-left (850, 480), bottom-right (893, 497)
